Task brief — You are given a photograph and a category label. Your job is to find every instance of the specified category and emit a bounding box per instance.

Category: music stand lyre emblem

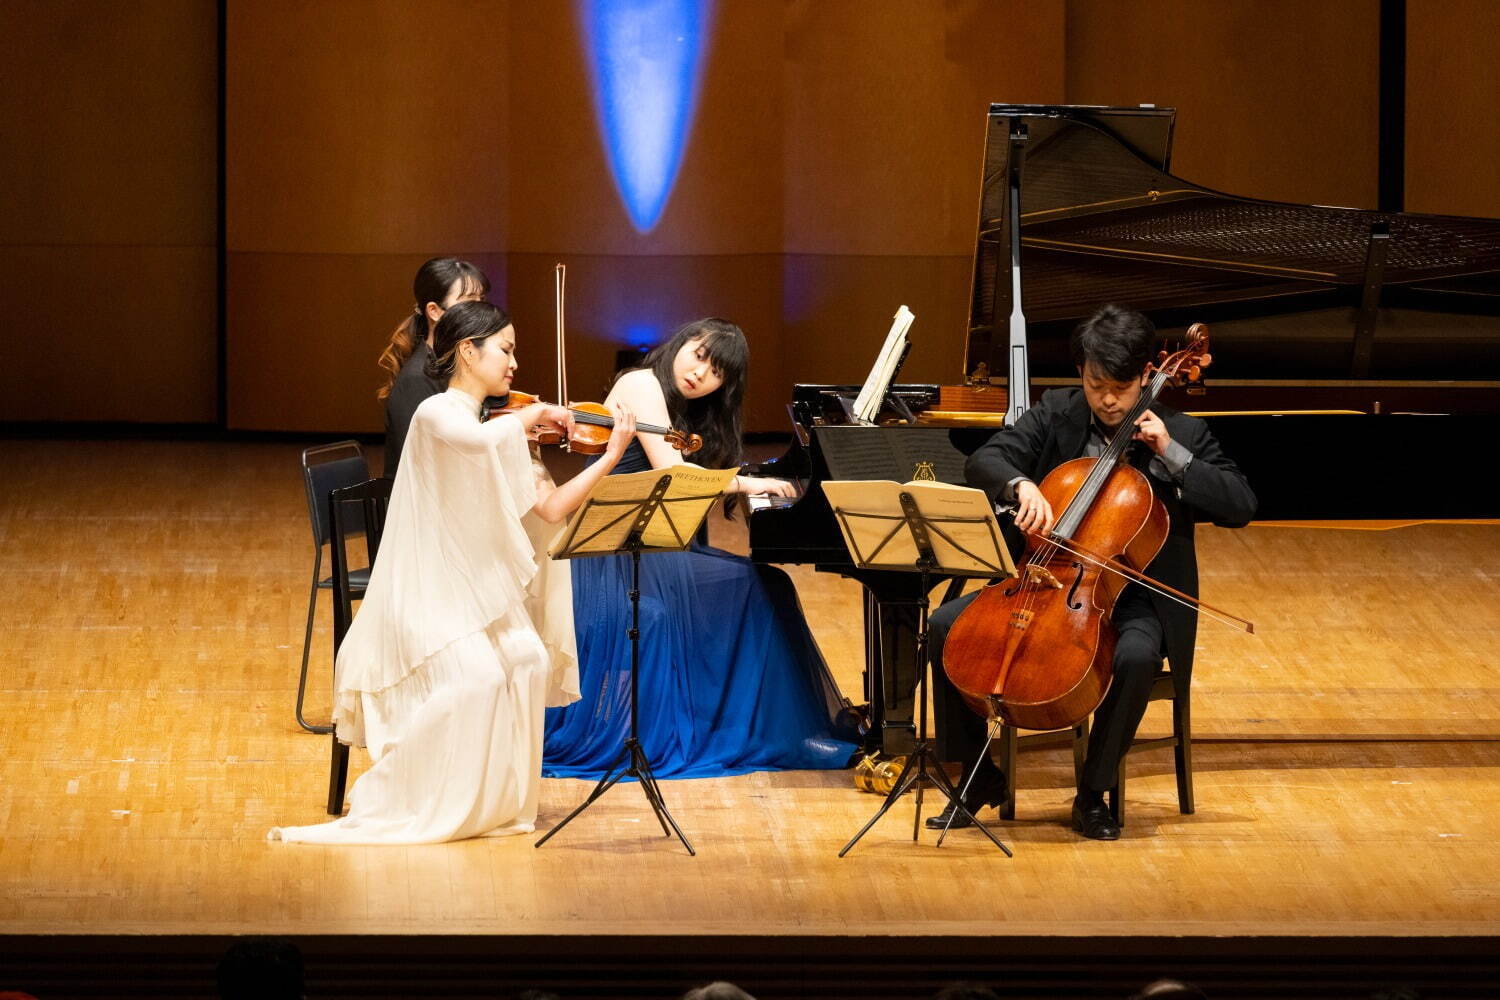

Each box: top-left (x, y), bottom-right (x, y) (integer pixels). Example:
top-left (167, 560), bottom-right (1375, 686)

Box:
top-left (912, 461), bottom-right (937, 482)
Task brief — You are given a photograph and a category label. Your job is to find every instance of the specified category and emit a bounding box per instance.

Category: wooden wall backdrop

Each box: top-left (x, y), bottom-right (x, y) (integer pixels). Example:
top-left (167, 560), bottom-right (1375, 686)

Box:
top-left (504, 0), bottom-right (786, 432)
top-left (228, 0), bottom-right (1066, 435)
top-left (779, 1), bottom-right (1065, 399)
top-left (225, 0), bottom-right (513, 432)
top-left (1064, 0), bottom-right (1381, 210)
top-left (1406, 0), bottom-right (1500, 218)
top-left (0, 0), bottom-right (217, 424)
top-left (6, 1), bottom-right (1497, 431)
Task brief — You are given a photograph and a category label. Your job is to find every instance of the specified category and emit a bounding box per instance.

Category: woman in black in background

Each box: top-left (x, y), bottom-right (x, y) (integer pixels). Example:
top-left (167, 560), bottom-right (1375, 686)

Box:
top-left (377, 257), bottom-right (489, 474)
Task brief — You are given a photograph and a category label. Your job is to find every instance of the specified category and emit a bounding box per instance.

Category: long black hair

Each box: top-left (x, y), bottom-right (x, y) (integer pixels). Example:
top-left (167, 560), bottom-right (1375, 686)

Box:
top-left (377, 257), bottom-right (490, 399)
top-left (632, 318), bottom-right (748, 469)
top-left (425, 300), bottom-right (512, 384)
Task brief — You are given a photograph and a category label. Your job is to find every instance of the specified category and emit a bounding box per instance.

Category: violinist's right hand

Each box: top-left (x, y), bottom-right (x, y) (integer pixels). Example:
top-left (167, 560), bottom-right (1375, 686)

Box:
top-left (516, 401), bottom-right (573, 442)
top-left (603, 401), bottom-right (636, 462)
top-left (1013, 480), bottom-right (1055, 536)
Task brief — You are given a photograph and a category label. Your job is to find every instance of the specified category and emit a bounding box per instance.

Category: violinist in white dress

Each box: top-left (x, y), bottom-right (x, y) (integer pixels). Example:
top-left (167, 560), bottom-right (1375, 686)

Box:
top-left (272, 300), bottom-right (635, 845)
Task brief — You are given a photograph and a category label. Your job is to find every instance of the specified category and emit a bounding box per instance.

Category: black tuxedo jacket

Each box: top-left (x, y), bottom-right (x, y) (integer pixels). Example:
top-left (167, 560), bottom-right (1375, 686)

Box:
top-left (963, 387), bottom-right (1257, 685)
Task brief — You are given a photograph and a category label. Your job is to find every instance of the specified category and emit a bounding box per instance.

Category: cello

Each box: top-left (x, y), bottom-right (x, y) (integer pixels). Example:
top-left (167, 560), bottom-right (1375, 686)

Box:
top-left (942, 324), bottom-right (1253, 732)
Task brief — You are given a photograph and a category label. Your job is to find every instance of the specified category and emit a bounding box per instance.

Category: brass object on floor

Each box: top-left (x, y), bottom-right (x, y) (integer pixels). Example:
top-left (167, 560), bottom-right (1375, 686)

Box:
top-left (853, 753), bottom-right (908, 795)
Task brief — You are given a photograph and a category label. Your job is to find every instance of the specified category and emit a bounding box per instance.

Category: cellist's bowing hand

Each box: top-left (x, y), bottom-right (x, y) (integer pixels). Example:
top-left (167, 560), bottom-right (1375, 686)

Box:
top-left (1013, 480), bottom-right (1055, 536)
top-left (1132, 409), bottom-right (1172, 456)
top-left (603, 401), bottom-right (636, 462)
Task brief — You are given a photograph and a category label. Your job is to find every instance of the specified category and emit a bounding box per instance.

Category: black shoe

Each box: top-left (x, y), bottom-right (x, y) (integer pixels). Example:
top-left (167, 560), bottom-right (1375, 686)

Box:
top-left (925, 761), bottom-right (1008, 830)
top-left (1071, 795), bottom-right (1121, 840)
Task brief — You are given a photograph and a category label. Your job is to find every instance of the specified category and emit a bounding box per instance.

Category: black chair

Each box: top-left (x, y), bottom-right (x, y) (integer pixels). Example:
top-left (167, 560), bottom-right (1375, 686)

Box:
top-left (994, 722), bottom-right (1088, 822)
top-left (994, 662), bottom-right (1193, 827)
top-left (295, 442), bottom-right (372, 734)
top-left (1111, 665), bottom-right (1195, 826)
top-left (325, 477), bottom-right (392, 816)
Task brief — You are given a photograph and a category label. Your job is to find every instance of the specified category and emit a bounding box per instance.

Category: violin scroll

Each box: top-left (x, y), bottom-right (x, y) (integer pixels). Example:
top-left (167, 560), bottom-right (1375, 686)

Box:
top-left (663, 429), bottom-right (704, 455)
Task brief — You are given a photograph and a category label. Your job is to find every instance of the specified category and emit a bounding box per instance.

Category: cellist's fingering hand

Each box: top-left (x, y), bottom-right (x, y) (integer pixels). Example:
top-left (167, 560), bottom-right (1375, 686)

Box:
top-left (603, 401), bottom-right (635, 462)
top-left (1014, 480), bottom-right (1055, 536)
top-left (1133, 409), bottom-right (1172, 456)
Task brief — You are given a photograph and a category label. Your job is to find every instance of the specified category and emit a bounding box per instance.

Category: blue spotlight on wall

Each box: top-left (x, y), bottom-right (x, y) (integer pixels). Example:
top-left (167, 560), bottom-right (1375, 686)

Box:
top-left (625, 323), bottom-right (660, 350)
top-left (581, 0), bottom-right (711, 233)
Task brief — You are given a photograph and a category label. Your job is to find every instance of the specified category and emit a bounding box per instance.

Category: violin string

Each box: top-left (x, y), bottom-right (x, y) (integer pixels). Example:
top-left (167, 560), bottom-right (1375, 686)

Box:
top-left (568, 410), bottom-right (672, 436)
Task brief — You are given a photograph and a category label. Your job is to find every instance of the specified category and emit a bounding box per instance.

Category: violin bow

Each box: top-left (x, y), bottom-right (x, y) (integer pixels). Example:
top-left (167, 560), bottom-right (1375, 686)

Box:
top-left (554, 263), bottom-right (569, 409)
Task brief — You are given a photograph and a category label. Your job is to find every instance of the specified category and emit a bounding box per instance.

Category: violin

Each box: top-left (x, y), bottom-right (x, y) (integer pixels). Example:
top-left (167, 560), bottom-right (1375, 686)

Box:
top-left (487, 388), bottom-right (702, 455)
top-left (942, 324), bottom-right (1253, 732)
top-left (482, 263), bottom-right (702, 455)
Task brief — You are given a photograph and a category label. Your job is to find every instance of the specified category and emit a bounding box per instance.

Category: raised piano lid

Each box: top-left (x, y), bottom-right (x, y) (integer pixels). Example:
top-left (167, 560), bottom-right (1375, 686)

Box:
top-left (967, 104), bottom-right (1500, 389)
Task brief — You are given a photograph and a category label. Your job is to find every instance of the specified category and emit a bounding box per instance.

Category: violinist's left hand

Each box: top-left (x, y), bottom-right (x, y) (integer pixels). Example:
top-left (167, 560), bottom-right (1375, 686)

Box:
top-left (1132, 409), bottom-right (1172, 457)
top-left (603, 401), bottom-right (636, 463)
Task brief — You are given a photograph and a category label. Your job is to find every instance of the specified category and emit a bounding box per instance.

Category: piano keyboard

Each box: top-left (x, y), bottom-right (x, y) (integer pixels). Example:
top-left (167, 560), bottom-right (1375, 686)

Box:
top-left (745, 494), bottom-right (799, 513)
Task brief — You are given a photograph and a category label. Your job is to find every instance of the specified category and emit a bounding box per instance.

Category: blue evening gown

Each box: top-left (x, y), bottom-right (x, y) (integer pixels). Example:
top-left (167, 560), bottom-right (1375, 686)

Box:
top-left (542, 442), bottom-right (857, 779)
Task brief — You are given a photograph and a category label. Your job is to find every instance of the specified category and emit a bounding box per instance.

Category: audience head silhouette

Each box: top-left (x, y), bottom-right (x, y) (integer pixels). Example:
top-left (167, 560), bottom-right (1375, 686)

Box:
top-left (216, 937), bottom-right (305, 1000)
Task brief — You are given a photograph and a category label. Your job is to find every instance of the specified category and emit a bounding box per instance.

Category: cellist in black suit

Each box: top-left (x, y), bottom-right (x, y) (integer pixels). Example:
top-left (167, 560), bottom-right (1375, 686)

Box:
top-left (926, 304), bottom-right (1257, 839)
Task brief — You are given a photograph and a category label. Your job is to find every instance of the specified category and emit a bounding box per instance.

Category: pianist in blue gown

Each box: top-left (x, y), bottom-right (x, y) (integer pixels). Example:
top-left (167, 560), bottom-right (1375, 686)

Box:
top-left (542, 319), bottom-right (858, 779)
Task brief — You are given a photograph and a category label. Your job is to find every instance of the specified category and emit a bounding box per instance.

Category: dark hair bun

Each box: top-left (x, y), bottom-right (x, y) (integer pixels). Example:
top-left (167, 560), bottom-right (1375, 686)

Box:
top-left (426, 300), bottom-right (512, 383)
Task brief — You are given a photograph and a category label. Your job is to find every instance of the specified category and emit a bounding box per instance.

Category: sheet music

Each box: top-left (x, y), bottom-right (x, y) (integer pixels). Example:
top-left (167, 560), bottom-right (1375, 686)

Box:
top-left (852, 306), bottom-right (915, 423)
top-left (814, 426), bottom-right (968, 484)
top-left (548, 464), bottom-right (738, 557)
top-left (821, 479), bottom-right (1014, 578)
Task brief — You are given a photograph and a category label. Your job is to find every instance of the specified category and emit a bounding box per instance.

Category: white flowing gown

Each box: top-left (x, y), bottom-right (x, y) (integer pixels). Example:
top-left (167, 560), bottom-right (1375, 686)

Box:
top-left (271, 388), bottom-right (580, 845)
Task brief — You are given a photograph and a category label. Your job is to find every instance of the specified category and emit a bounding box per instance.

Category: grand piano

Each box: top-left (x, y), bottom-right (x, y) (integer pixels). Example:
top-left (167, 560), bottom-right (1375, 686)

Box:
top-left (749, 103), bottom-right (1500, 755)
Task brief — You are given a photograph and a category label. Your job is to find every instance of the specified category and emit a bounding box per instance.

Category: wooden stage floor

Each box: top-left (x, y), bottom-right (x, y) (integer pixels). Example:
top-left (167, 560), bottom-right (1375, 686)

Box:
top-left (2, 439), bottom-right (1499, 994)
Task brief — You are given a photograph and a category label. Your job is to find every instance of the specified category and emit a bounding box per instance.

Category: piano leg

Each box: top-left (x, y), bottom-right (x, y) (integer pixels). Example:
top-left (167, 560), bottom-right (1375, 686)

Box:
top-left (863, 590), bottom-right (879, 746)
top-left (854, 570), bottom-right (944, 758)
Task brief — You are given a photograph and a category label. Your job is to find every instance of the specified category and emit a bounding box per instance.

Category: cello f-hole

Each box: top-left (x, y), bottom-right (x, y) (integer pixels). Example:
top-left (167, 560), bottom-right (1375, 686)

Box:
top-left (1002, 565), bottom-right (1030, 597)
top-left (1065, 562), bottom-right (1085, 610)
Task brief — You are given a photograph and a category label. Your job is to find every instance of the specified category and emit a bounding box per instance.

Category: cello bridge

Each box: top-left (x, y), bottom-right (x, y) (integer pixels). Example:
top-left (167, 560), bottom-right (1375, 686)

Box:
top-left (1025, 564), bottom-right (1065, 590)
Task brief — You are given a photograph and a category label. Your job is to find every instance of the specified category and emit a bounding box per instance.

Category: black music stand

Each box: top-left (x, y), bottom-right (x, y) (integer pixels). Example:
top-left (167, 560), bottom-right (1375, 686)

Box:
top-left (935, 716), bottom-right (1009, 848)
top-left (825, 484), bottom-right (1014, 857)
top-left (534, 469), bottom-right (730, 856)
